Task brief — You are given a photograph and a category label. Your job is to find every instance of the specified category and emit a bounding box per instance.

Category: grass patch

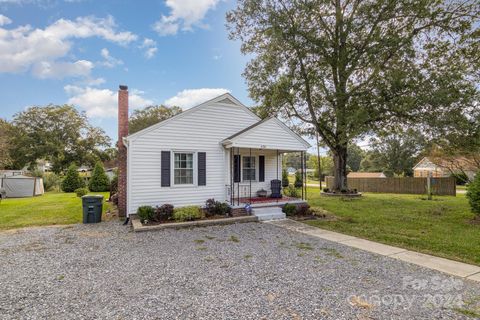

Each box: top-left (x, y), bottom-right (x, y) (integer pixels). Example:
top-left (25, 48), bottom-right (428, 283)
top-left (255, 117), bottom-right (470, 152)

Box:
top-left (228, 235), bottom-right (240, 243)
top-left (194, 239), bottom-right (205, 244)
top-left (320, 247), bottom-right (344, 259)
top-left (305, 187), bottom-right (480, 265)
top-left (0, 191), bottom-right (111, 230)
top-left (244, 254), bottom-right (253, 260)
top-left (295, 242), bottom-right (313, 250)
top-left (453, 308), bottom-right (480, 318)
top-left (205, 235), bottom-right (216, 240)
top-left (196, 246), bottom-right (207, 251)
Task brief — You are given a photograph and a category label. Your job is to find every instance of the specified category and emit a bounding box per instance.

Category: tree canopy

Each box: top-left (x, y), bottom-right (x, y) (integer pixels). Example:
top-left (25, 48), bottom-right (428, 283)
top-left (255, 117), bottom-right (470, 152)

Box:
top-left (0, 119), bottom-right (12, 169)
top-left (227, 0), bottom-right (480, 190)
top-left (129, 105), bottom-right (182, 134)
top-left (9, 105), bottom-right (111, 173)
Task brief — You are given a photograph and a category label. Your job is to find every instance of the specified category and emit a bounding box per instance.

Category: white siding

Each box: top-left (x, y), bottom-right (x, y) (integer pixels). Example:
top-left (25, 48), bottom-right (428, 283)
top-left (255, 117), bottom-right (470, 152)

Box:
top-left (127, 102), bottom-right (259, 214)
top-left (230, 118), bottom-right (308, 151)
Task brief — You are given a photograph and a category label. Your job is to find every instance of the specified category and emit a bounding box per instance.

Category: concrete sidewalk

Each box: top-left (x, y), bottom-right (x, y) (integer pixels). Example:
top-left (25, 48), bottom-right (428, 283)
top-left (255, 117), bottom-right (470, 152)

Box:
top-left (266, 219), bottom-right (480, 282)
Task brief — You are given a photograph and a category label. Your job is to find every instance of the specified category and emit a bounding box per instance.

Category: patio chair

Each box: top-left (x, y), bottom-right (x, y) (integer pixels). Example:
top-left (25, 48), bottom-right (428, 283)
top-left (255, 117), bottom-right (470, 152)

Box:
top-left (270, 179), bottom-right (282, 198)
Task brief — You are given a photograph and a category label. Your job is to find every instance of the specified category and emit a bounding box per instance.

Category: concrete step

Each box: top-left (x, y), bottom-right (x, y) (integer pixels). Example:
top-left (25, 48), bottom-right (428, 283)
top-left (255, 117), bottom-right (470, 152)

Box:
top-left (252, 207), bottom-right (286, 221)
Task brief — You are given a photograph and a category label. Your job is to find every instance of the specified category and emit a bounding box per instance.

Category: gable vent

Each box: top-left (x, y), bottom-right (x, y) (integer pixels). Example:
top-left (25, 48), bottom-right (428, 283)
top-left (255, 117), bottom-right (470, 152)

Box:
top-left (217, 98), bottom-right (236, 105)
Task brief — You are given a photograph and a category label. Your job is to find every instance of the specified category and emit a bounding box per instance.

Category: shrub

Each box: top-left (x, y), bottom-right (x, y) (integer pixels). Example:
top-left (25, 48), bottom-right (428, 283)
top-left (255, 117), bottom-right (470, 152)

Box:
top-left (173, 206), bottom-right (203, 222)
top-left (323, 187), bottom-right (330, 193)
top-left (75, 187), bottom-right (89, 197)
top-left (466, 172), bottom-right (480, 218)
top-left (155, 204), bottom-right (174, 221)
top-left (43, 173), bottom-right (61, 191)
top-left (294, 171), bottom-right (303, 188)
top-left (205, 198), bottom-right (231, 217)
top-left (88, 162), bottom-right (110, 192)
top-left (137, 205), bottom-right (155, 223)
top-left (110, 174), bottom-right (118, 194)
top-left (282, 169), bottom-right (289, 188)
top-left (61, 164), bottom-right (85, 192)
top-left (282, 203), bottom-right (297, 216)
top-left (284, 184), bottom-right (299, 198)
top-left (296, 203), bottom-right (311, 215)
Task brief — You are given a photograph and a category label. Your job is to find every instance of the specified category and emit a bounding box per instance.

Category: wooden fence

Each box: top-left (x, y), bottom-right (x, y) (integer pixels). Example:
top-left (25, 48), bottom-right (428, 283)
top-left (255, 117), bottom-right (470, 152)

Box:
top-left (325, 176), bottom-right (456, 196)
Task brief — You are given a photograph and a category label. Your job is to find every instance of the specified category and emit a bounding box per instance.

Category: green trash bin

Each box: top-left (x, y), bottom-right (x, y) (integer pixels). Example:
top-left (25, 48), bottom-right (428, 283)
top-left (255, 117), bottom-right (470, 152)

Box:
top-left (82, 195), bottom-right (104, 223)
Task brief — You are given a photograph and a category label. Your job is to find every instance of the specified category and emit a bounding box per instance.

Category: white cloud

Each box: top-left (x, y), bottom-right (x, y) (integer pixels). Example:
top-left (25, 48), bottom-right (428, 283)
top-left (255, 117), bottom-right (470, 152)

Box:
top-left (65, 85), bottom-right (153, 118)
top-left (99, 48), bottom-right (123, 68)
top-left (0, 15), bottom-right (137, 78)
top-left (165, 88), bottom-right (229, 109)
top-left (0, 15), bottom-right (12, 26)
top-left (139, 38), bottom-right (158, 59)
top-left (31, 59), bottom-right (93, 79)
top-left (153, 0), bottom-right (220, 36)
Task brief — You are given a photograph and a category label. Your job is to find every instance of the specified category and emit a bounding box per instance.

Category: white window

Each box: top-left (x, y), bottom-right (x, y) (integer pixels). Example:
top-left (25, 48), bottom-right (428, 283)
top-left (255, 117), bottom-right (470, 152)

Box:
top-left (243, 156), bottom-right (256, 181)
top-left (174, 153), bottom-right (194, 185)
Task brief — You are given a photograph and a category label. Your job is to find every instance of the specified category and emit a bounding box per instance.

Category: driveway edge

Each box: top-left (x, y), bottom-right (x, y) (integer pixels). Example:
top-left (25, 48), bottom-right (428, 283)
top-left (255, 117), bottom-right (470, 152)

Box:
top-left (266, 219), bottom-right (480, 282)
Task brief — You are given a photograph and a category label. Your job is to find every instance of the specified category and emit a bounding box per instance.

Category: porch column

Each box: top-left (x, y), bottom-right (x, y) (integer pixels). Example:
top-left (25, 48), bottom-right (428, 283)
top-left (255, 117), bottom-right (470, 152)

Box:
top-left (249, 148), bottom-right (252, 204)
top-left (301, 151), bottom-right (304, 200)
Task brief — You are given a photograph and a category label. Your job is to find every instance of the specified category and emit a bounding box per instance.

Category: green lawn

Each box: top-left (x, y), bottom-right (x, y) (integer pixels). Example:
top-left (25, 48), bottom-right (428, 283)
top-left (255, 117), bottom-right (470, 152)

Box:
top-left (305, 187), bottom-right (480, 265)
top-left (0, 191), bottom-right (111, 230)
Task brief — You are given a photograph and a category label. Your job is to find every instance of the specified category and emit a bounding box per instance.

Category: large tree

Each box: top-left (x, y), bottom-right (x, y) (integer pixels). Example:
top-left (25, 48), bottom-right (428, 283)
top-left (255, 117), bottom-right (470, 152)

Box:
top-left (227, 0), bottom-right (479, 190)
top-left (361, 129), bottom-right (427, 176)
top-left (129, 105), bottom-right (182, 134)
top-left (0, 119), bottom-right (12, 169)
top-left (10, 105), bottom-right (110, 173)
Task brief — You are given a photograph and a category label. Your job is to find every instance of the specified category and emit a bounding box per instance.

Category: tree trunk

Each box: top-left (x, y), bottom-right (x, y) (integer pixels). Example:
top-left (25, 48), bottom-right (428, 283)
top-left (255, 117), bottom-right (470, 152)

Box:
top-left (332, 145), bottom-right (348, 191)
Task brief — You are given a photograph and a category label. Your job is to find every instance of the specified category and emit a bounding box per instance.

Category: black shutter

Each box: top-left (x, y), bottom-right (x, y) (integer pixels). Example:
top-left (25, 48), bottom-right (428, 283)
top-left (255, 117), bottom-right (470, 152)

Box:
top-left (198, 152), bottom-right (206, 186)
top-left (259, 155), bottom-right (265, 182)
top-left (234, 155), bottom-right (241, 183)
top-left (161, 151), bottom-right (170, 187)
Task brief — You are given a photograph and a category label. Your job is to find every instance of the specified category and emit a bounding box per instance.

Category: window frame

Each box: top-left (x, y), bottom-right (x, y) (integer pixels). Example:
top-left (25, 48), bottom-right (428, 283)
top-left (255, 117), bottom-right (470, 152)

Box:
top-left (242, 155), bottom-right (257, 182)
top-left (171, 150), bottom-right (197, 187)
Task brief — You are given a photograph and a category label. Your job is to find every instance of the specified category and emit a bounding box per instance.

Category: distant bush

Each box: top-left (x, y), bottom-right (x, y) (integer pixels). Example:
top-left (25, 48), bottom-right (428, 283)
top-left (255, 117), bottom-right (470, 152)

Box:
top-left (323, 188), bottom-right (330, 193)
top-left (43, 173), bottom-right (61, 191)
top-left (155, 204), bottom-right (174, 221)
top-left (282, 203), bottom-right (297, 216)
top-left (205, 198), bottom-right (231, 217)
top-left (75, 187), bottom-right (89, 197)
top-left (466, 172), bottom-right (480, 218)
top-left (137, 205), bottom-right (155, 223)
top-left (282, 169), bottom-right (289, 188)
top-left (88, 162), bottom-right (110, 192)
top-left (173, 206), bottom-right (203, 222)
top-left (61, 164), bottom-right (85, 192)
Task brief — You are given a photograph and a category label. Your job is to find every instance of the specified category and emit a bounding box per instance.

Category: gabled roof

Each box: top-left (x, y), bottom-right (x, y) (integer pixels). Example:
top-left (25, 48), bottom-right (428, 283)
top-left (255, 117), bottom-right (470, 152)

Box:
top-left (348, 172), bottom-right (386, 178)
top-left (125, 93), bottom-right (260, 142)
top-left (222, 117), bottom-right (311, 151)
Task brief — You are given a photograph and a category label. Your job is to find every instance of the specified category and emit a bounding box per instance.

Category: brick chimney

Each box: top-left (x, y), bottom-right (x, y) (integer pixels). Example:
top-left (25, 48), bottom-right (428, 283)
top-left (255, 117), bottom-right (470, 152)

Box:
top-left (117, 85), bottom-right (128, 217)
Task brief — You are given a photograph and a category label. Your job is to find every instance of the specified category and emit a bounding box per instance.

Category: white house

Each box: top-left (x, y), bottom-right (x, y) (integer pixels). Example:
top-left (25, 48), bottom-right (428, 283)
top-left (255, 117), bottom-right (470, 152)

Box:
top-left (117, 86), bottom-right (310, 217)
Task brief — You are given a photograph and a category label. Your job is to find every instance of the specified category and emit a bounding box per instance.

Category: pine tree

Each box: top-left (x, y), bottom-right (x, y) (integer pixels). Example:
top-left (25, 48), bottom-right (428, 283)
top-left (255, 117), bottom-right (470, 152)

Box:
top-left (61, 164), bottom-right (84, 192)
top-left (88, 162), bottom-right (110, 192)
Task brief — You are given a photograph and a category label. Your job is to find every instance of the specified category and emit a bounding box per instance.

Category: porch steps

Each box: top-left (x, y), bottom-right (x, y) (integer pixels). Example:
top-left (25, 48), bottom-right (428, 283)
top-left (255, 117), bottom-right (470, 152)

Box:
top-left (252, 207), bottom-right (286, 221)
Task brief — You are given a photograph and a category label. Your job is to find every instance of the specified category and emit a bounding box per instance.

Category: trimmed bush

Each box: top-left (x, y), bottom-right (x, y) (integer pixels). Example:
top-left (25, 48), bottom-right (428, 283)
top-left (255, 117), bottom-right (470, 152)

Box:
top-left (173, 206), bottom-right (203, 222)
top-left (61, 164), bottom-right (85, 192)
top-left (75, 187), bottom-right (89, 197)
top-left (466, 172), bottom-right (480, 218)
top-left (282, 203), bottom-right (297, 216)
top-left (282, 169), bottom-right (289, 188)
top-left (137, 205), bottom-right (155, 223)
top-left (294, 171), bottom-right (303, 188)
top-left (155, 204), bottom-right (174, 221)
top-left (205, 198), bottom-right (231, 217)
top-left (89, 162), bottom-right (110, 192)
top-left (296, 203), bottom-right (311, 215)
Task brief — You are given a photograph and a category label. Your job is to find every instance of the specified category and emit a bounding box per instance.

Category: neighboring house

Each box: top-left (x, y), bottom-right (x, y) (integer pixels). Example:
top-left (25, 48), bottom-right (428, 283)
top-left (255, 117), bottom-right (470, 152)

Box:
top-left (21, 159), bottom-right (51, 173)
top-left (348, 172), bottom-right (386, 178)
top-left (0, 170), bottom-right (24, 177)
top-left (77, 165), bottom-right (91, 173)
top-left (287, 167), bottom-right (296, 175)
top-left (116, 86), bottom-right (310, 216)
top-left (413, 157), bottom-right (477, 181)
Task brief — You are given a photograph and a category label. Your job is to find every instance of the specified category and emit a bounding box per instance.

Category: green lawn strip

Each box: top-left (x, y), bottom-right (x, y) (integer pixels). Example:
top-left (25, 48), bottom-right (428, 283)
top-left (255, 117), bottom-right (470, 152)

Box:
top-left (304, 187), bottom-right (480, 266)
top-left (0, 191), bottom-right (111, 230)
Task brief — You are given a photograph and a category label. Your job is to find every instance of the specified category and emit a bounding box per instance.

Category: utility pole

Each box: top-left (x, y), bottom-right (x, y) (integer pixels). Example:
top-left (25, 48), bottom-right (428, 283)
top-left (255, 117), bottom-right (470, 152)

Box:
top-left (316, 132), bottom-right (322, 192)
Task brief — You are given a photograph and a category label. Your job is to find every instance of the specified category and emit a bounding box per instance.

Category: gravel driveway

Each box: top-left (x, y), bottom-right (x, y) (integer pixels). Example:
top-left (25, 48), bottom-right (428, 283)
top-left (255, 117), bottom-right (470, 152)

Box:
top-left (1, 221), bottom-right (479, 319)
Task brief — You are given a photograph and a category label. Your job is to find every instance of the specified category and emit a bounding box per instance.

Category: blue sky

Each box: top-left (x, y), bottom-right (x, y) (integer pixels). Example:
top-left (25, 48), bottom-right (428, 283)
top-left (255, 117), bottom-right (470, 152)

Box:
top-left (0, 0), bottom-right (254, 142)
